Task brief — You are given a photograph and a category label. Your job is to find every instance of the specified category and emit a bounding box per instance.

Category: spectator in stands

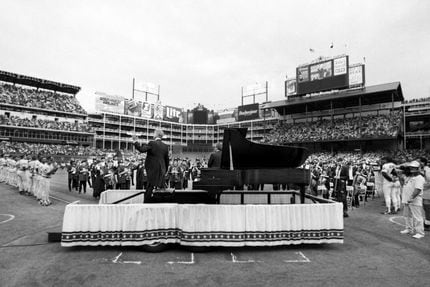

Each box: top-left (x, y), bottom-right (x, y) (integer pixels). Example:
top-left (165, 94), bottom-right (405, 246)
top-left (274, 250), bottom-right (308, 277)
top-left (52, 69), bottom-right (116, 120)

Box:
top-left (0, 115), bottom-right (93, 133)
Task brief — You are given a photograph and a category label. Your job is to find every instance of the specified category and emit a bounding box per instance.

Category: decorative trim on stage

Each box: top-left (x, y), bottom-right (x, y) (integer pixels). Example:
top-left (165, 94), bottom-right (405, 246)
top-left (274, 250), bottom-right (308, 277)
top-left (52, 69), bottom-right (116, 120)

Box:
top-left (61, 203), bottom-right (344, 247)
top-left (61, 228), bottom-right (344, 246)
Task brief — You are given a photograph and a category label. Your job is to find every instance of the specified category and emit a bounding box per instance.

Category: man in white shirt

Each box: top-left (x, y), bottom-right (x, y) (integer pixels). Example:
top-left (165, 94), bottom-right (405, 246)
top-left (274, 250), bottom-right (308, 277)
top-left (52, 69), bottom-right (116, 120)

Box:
top-left (381, 157), bottom-right (398, 214)
top-left (418, 157), bottom-right (430, 231)
top-left (400, 161), bottom-right (425, 239)
top-left (16, 154), bottom-right (30, 195)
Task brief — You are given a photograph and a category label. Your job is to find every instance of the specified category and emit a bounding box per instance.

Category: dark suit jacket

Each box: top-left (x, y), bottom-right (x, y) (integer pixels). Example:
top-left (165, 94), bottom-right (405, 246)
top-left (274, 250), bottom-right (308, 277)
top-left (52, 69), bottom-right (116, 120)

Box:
top-left (136, 164), bottom-right (147, 190)
top-left (134, 139), bottom-right (169, 188)
top-left (334, 165), bottom-right (349, 192)
top-left (208, 150), bottom-right (222, 168)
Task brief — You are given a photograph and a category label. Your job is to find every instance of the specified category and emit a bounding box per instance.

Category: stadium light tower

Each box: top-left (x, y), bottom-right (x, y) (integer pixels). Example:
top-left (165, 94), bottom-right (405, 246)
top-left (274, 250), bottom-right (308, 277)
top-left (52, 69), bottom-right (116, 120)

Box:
top-left (241, 81), bottom-right (268, 105)
top-left (132, 78), bottom-right (160, 102)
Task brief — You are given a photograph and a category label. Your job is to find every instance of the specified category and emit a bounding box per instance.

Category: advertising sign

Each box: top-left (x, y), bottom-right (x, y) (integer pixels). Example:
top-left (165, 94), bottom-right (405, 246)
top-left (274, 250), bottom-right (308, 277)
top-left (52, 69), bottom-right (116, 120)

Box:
top-left (237, 103), bottom-right (259, 121)
top-left (286, 79), bottom-right (297, 96)
top-left (141, 102), bottom-right (153, 119)
top-left (95, 92), bottom-right (125, 114)
top-left (310, 61), bottom-right (332, 81)
top-left (124, 99), bottom-right (142, 117)
top-left (297, 66), bottom-right (309, 82)
top-left (216, 108), bottom-right (236, 124)
top-left (153, 101), bottom-right (164, 120)
top-left (333, 56), bottom-right (347, 76)
top-left (349, 64), bottom-right (365, 87)
top-left (164, 106), bottom-right (182, 122)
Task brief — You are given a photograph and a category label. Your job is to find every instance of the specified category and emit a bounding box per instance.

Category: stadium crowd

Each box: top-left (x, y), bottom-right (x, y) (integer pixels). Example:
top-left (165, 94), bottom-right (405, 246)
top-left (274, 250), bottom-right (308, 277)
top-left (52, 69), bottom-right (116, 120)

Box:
top-left (0, 83), bottom-right (86, 114)
top-left (0, 141), bottom-right (106, 157)
top-left (264, 114), bottom-right (401, 144)
top-left (0, 115), bottom-right (93, 132)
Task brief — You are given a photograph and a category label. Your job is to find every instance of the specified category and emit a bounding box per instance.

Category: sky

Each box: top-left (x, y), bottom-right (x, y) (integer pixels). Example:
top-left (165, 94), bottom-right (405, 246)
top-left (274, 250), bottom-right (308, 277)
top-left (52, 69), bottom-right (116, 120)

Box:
top-left (1, 0), bottom-right (430, 113)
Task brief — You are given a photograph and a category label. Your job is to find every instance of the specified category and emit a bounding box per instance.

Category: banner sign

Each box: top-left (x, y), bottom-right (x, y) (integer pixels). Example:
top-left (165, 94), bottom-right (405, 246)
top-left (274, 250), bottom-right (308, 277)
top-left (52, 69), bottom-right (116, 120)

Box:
top-left (216, 108), bottom-right (236, 124)
top-left (164, 106), bottom-right (182, 122)
top-left (333, 56), bottom-right (347, 76)
top-left (95, 93), bottom-right (125, 114)
top-left (297, 66), bottom-right (309, 82)
top-left (237, 103), bottom-right (259, 121)
top-left (349, 64), bottom-right (365, 87)
top-left (141, 102), bottom-right (153, 119)
top-left (286, 79), bottom-right (297, 96)
top-left (153, 101), bottom-right (164, 120)
top-left (124, 99), bottom-right (142, 117)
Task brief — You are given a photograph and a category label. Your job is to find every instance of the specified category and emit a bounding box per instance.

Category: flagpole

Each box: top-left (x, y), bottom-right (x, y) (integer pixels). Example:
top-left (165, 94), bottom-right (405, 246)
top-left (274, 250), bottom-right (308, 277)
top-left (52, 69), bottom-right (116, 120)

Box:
top-left (132, 78), bottom-right (135, 100)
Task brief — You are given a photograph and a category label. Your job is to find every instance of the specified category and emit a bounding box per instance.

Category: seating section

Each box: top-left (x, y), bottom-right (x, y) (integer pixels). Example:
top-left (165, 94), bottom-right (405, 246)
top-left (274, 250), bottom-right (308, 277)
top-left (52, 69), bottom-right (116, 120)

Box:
top-left (0, 115), bottom-right (93, 133)
top-left (0, 83), bottom-right (86, 114)
top-left (264, 114), bottom-right (401, 144)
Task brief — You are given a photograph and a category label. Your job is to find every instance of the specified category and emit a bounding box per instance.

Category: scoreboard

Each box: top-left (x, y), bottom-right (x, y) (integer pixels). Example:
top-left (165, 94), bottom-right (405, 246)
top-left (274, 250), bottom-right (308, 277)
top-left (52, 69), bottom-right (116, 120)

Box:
top-left (296, 55), bottom-right (349, 95)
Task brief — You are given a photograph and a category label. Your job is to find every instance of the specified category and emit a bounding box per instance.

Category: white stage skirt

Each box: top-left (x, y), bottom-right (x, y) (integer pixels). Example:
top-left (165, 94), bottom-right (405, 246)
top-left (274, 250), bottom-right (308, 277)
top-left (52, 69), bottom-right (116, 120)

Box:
top-left (61, 202), bottom-right (344, 247)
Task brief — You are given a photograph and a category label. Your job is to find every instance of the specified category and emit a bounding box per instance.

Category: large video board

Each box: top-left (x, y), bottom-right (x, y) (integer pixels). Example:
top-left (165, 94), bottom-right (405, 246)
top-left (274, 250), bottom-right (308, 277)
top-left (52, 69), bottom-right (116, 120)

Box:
top-left (296, 55), bottom-right (349, 95)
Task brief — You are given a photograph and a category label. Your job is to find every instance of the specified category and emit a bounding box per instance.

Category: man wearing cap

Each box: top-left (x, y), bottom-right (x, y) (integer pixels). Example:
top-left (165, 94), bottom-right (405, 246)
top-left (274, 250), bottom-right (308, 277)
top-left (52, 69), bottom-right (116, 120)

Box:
top-left (133, 129), bottom-right (169, 203)
top-left (208, 143), bottom-right (222, 169)
top-left (400, 160), bottom-right (425, 239)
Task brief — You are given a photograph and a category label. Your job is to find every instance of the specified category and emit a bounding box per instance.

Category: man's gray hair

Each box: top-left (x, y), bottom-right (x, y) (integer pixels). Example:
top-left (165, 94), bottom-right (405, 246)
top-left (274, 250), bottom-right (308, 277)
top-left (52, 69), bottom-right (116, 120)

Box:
top-left (154, 129), bottom-right (164, 139)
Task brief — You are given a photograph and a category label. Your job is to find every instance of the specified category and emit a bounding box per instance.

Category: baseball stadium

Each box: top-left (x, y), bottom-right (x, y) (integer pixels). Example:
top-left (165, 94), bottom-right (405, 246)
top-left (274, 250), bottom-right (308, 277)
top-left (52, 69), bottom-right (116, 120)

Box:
top-left (0, 1), bottom-right (429, 287)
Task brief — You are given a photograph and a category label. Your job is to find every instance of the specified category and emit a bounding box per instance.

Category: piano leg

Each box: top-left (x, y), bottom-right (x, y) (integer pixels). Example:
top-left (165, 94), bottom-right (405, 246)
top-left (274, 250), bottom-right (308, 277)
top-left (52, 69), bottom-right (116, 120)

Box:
top-left (300, 185), bottom-right (306, 204)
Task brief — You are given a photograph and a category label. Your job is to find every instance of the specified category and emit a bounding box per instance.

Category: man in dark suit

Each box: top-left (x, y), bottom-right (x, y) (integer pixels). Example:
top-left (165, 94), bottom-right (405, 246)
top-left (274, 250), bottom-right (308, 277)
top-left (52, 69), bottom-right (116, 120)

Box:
top-left (135, 158), bottom-right (147, 190)
top-left (208, 143), bottom-right (222, 168)
top-left (334, 158), bottom-right (349, 217)
top-left (133, 129), bottom-right (169, 203)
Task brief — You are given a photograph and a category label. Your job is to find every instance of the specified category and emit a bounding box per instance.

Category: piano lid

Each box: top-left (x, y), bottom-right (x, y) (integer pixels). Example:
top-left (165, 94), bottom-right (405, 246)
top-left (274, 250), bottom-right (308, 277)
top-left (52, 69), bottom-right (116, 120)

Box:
top-left (220, 128), bottom-right (309, 169)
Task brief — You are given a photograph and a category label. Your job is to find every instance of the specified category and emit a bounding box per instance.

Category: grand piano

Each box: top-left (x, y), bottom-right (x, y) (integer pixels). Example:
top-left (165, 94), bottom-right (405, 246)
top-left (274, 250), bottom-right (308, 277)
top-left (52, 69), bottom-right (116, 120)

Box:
top-left (193, 128), bottom-right (310, 204)
top-left (57, 128), bottom-right (344, 250)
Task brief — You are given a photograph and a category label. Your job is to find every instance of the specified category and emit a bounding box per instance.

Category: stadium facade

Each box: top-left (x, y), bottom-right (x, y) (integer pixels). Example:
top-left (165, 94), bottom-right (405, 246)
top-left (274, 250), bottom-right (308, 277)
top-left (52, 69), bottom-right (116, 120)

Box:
top-left (2, 58), bottom-right (429, 156)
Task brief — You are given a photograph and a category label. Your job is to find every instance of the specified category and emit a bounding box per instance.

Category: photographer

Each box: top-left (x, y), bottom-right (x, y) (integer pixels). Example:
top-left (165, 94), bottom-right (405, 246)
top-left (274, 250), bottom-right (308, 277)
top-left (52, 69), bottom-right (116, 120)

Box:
top-left (400, 161), bottom-right (425, 239)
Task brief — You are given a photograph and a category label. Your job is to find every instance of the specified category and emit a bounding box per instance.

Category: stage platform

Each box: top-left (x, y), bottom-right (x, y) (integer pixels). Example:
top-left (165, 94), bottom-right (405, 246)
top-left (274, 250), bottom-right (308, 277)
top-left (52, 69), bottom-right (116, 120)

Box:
top-left (61, 190), bottom-right (344, 247)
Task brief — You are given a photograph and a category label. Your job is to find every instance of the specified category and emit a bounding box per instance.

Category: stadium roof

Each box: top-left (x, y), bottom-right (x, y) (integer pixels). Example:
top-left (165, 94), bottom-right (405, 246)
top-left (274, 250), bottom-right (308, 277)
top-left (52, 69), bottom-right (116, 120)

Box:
top-left (262, 82), bottom-right (404, 115)
top-left (0, 70), bottom-right (81, 95)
